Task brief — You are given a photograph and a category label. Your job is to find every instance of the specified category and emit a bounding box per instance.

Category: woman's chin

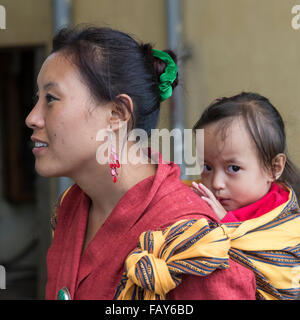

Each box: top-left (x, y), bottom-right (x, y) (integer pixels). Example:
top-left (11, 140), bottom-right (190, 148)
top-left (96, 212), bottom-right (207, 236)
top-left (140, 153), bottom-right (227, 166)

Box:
top-left (35, 163), bottom-right (65, 178)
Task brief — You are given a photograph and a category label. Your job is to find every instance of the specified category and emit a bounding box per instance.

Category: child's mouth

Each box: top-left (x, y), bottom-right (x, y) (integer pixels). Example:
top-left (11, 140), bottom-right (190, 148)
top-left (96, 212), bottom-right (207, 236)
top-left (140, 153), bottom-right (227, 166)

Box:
top-left (217, 197), bottom-right (230, 205)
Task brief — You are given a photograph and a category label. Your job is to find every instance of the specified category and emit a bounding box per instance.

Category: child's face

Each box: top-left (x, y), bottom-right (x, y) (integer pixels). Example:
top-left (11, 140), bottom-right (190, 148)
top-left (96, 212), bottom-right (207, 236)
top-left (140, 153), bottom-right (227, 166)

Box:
top-left (200, 118), bottom-right (274, 211)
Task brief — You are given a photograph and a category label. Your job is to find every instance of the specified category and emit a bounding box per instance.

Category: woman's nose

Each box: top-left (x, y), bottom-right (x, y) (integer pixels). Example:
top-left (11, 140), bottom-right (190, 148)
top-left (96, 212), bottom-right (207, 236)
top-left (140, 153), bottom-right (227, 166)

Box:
top-left (25, 103), bottom-right (44, 130)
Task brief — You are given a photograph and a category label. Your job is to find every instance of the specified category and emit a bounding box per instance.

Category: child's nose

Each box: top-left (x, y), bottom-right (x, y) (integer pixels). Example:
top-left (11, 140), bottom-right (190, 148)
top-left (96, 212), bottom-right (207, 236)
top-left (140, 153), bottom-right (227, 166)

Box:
top-left (211, 172), bottom-right (225, 191)
top-left (25, 103), bottom-right (44, 130)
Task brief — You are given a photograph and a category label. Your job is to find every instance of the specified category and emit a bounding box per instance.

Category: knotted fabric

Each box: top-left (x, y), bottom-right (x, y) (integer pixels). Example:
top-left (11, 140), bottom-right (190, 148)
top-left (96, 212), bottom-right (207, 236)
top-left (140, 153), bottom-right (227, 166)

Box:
top-left (114, 186), bottom-right (300, 300)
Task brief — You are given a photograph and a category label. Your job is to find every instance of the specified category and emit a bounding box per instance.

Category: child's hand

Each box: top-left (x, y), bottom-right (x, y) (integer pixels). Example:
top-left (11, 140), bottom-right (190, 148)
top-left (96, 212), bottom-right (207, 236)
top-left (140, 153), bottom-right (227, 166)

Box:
top-left (191, 182), bottom-right (227, 220)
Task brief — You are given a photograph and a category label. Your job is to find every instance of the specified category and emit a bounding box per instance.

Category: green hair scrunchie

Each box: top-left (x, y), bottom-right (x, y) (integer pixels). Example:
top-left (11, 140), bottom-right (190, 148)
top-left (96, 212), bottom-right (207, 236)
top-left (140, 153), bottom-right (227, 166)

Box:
top-left (152, 49), bottom-right (178, 102)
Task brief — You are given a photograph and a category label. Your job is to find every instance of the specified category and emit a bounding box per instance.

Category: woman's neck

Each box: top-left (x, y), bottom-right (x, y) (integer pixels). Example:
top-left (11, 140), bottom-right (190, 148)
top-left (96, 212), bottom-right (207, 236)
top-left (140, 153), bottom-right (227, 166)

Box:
top-left (71, 160), bottom-right (157, 220)
top-left (74, 159), bottom-right (157, 253)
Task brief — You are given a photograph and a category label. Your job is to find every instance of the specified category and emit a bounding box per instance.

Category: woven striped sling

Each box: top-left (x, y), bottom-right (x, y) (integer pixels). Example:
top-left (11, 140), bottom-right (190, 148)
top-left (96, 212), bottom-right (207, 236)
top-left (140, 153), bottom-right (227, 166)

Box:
top-left (114, 186), bottom-right (300, 300)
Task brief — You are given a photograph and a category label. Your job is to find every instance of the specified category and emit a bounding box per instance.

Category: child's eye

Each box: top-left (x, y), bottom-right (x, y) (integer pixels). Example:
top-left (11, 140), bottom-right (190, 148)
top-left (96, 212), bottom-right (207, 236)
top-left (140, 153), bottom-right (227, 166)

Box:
top-left (45, 93), bottom-right (58, 104)
top-left (228, 165), bottom-right (240, 173)
top-left (203, 164), bottom-right (212, 172)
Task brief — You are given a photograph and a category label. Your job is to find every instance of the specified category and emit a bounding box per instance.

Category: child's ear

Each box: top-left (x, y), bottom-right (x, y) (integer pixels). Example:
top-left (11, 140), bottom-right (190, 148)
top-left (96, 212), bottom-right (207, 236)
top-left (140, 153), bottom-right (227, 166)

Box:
top-left (271, 153), bottom-right (286, 180)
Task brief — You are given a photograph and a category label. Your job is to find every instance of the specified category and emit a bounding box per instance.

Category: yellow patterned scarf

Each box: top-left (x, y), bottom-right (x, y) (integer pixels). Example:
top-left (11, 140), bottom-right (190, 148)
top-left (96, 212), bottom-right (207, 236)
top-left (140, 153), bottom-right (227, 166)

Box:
top-left (114, 186), bottom-right (300, 300)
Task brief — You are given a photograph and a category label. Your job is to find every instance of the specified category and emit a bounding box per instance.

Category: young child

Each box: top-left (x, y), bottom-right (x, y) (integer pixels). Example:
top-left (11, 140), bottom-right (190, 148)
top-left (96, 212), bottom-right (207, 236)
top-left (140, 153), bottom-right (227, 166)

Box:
top-left (116, 92), bottom-right (300, 301)
top-left (192, 92), bottom-right (300, 224)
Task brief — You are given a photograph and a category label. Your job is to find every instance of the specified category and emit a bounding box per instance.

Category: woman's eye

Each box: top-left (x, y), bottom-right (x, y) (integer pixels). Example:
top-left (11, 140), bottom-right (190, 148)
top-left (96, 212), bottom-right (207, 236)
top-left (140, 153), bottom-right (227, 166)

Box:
top-left (228, 165), bottom-right (240, 173)
top-left (45, 93), bottom-right (58, 104)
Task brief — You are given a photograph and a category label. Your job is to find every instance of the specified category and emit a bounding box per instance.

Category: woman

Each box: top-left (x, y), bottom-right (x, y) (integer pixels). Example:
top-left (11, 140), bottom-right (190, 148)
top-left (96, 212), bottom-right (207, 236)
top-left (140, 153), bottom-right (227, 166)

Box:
top-left (25, 26), bottom-right (255, 300)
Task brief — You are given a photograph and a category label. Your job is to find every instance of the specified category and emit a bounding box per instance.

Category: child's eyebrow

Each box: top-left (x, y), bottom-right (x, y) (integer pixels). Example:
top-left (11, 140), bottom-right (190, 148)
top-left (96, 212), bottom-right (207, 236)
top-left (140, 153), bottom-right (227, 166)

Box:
top-left (224, 158), bottom-right (244, 164)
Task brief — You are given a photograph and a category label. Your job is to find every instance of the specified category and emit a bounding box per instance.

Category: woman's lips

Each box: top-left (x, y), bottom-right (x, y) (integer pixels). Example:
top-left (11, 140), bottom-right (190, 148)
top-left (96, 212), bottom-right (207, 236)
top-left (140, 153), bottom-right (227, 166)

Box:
top-left (32, 145), bottom-right (48, 155)
top-left (31, 137), bottom-right (49, 155)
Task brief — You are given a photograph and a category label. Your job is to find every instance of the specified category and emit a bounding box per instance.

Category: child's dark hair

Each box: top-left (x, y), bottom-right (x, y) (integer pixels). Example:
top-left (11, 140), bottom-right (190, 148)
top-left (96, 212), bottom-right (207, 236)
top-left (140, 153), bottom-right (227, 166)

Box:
top-left (51, 25), bottom-right (178, 136)
top-left (193, 92), bottom-right (300, 192)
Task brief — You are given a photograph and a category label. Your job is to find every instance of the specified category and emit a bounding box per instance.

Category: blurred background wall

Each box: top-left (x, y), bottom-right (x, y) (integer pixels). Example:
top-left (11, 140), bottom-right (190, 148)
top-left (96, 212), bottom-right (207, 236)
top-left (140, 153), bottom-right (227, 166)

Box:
top-left (0, 0), bottom-right (299, 299)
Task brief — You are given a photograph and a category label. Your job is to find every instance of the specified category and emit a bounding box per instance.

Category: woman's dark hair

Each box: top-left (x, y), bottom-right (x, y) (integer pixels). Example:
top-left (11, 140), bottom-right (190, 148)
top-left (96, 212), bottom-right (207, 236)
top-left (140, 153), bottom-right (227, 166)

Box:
top-left (193, 92), bottom-right (300, 192)
top-left (51, 25), bottom-right (178, 136)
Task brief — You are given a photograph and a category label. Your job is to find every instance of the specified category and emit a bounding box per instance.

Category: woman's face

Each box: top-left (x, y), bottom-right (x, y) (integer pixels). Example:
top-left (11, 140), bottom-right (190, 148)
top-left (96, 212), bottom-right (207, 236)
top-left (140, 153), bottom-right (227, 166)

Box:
top-left (26, 52), bottom-right (111, 178)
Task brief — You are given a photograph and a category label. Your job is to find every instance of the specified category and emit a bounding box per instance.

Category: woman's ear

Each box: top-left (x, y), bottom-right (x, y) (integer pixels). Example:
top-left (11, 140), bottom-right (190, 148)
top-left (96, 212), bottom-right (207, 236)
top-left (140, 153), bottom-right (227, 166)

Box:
top-left (109, 94), bottom-right (134, 131)
top-left (271, 153), bottom-right (286, 180)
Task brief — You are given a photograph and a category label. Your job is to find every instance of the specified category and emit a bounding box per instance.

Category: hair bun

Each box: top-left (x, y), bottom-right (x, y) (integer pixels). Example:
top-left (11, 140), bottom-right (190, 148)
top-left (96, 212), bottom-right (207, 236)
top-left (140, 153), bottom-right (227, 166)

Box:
top-left (140, 43), bottom-right (179, 91)
top-left (153, 49), bottom-right (178, 90)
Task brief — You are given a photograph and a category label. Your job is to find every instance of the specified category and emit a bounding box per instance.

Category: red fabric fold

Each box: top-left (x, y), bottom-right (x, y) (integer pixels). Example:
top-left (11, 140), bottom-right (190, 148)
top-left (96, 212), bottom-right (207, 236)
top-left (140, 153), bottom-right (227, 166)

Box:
top-left (221, 183), bottom-right (289, 223)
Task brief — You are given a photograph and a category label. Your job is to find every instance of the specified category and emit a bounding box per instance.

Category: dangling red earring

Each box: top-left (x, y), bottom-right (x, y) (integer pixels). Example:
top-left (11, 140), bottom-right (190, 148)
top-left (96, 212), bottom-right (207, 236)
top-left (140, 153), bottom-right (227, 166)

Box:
top-left (109, 145), bottom-right (120, 183)
top-left (109, 127), bottom-right (120, 183)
